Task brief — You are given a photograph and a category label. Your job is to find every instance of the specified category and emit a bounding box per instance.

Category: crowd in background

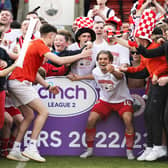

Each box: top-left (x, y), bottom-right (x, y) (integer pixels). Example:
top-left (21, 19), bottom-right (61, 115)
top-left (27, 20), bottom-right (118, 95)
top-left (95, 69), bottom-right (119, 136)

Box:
top-left (0, 0), bottom-right (168, 163)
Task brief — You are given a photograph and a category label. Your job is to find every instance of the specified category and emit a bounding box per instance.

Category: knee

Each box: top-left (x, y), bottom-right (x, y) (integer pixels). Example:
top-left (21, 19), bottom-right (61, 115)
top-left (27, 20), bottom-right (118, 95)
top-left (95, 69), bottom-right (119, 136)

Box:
top-left (41, 111), bottom-right (49, 118)
top-left (123, 114), bottom-right (133, 126)
top-left (87, 115), bottom-right (98, 128)
top-left (14, 115), bottom-right (24, 126)
top-left (4, 115), bottom-right (13, 128)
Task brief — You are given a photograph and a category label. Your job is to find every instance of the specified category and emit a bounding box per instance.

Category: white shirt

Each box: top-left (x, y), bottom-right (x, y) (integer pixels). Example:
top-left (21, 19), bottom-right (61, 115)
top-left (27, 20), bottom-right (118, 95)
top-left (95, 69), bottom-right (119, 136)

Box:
top-left (93, 39), bottom-right (108, 55)
top-left (3, 28), bottom-right (21, 45)
top-left (68, 42), bottom-right (98, 76)
top-left (87, 6), bottom-right (115, 22)
top-left (92, 65), bottom-right (132, 103)
top-left (68, 42), bottom-right (99, 87)
top-left (105, 43), bottom-right (130, 66)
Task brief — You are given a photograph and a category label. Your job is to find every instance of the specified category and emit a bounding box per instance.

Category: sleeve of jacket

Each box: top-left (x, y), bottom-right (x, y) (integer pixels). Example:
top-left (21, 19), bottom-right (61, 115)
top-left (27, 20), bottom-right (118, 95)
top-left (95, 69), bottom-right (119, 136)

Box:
top-left (136, 44), bottom-right (165, 59)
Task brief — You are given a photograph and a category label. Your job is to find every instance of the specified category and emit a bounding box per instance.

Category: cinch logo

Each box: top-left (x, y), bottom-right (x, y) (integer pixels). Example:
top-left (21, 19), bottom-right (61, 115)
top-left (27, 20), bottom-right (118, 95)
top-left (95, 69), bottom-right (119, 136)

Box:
top-left (34, 76), bottom-right (98, 117)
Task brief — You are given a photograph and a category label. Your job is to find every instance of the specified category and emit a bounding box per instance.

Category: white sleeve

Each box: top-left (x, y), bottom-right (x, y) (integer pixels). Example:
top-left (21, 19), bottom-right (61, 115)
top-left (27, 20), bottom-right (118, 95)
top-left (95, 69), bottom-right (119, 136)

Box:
top-left (118, 45), bottom-right (130, 65)
top-left (108, 9), bottom-right (115, 18)
top-left (87, 9), bottom-right (93, 18)
top-left (9, 41), bottom-right (17, 53)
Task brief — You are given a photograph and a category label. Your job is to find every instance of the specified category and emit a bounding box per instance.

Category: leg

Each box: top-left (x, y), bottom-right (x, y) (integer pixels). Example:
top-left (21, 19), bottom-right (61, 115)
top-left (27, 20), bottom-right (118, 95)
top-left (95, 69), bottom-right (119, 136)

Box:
top-left (7, 80), bottom-right (45, 162)
top-left (27, 98), bottom-right (49, 140)
top-left (0, 112), bottom-right (13, 157)
top-left (150, 85), bottom-right (167, 146)
top-left (137, 86), bottom-right (155, 161)
top-left (7, 105), bottom-right (33, 162)
top-left (122, 112), bottom-right (134, 134)
top-left (80, 111), bottom-right (101, 158)
top-left (22, 98), bottom-right (48, 162)
top-left (9, 113), bottom-right (24, 149)
top-left (16, 105), bottom-right (34, 142)
top-left (86, 112), bottom-right (101, 146)
top-left (145, 84), bottom-right (168, 161)
top-left (80, 99), bottom-right (111, 158)
top-left (122, 111), bottom-right (135, 160)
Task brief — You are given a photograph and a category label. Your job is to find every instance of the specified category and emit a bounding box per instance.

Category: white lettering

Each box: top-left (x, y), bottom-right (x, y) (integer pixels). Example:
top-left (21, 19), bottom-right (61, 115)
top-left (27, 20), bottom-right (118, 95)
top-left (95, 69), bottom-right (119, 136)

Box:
top-left (50, 131), bottom-right (62, 147)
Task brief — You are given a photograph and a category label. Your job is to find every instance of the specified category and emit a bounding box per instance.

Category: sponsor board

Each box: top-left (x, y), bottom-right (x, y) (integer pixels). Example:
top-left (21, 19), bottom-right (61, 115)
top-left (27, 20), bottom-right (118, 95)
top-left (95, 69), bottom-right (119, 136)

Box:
top-left (27, 77), bottom-right (146, 156)
top-left (34, 77), bottom-right (98, 117)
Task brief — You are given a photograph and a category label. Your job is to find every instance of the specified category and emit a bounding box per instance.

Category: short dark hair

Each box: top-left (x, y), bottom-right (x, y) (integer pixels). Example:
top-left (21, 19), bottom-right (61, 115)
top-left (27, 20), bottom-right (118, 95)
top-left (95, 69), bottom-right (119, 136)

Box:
top-left (96, 50), bottom-right (113, 62)
top-left (58, 29), bottom-right (74, 42)
top-left (40, 23), bottom-right (57, 35)
top-left (0, 9), bottom-right (13, 18)
top-left (152, 27), bottom-right (163, 35)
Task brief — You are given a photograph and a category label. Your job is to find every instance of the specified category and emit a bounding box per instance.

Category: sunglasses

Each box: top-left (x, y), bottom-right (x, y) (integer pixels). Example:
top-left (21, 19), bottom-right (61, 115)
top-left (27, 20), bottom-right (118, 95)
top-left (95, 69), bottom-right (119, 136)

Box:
top-left (130, 51), bottom-right (139, 55)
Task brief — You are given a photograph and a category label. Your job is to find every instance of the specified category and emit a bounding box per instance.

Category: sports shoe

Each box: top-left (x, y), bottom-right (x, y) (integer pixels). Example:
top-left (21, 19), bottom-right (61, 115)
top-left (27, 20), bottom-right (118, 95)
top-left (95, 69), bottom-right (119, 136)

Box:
top-left (22, 148), bottom-right (46, 162)
top-left (126, 149), bottom-right (135, 160)
top-left (145, 146), bottom-right (167, 161)
top-left (80, 148), bottom-right (93, 159)
top-left (7, 150), bottom-right (29, 162)
top-left (137, 147), bottom-right (152, 161)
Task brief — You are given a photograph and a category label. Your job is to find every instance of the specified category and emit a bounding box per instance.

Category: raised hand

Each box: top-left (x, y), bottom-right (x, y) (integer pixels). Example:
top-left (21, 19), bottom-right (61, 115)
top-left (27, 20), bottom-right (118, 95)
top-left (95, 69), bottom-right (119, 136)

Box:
top-left (158, 76), bottom-right (168, 86)
top-left (49, 85), bottom-right (59, 95)
top-left (0, 59), bottom-right (8, 69)
top-left (81, 47), bottom-right (92, 58)
top-left (106, 64), bottom-right (114, 73)
top-left (67, 73), bottom-right (81, 81)
top-left (152, 74), bottom-right (158, 85)
top-left (119, 66), bottom-right (128, 72)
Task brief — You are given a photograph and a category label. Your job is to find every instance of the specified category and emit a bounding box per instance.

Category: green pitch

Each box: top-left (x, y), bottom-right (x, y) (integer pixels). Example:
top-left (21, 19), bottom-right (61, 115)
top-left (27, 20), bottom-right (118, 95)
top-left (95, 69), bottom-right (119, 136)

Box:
top-left (1, 156), bottom-right (168, 168)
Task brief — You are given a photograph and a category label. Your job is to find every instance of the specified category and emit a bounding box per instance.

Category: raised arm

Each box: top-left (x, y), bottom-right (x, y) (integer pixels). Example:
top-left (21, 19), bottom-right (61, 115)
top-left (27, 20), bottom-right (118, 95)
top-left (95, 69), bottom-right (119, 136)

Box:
top-left (153, 0), bottom-right (166, 15)
top-left (136, 43), bottom-right (166, 58)
top-left (35, 72), bottom-right (59, 95)
top-left (113, 37), bottom-right (132, 49)
top-left (44, 47), bottom-right (92, 65)
top-left (136, 0), bottom-right (152, 16)
top-left (67, 73), bottom-right (94, 81)
top-left (106, 64), bottom-right (123, 80)
top-left (0, 63), bottom-right (16, 77)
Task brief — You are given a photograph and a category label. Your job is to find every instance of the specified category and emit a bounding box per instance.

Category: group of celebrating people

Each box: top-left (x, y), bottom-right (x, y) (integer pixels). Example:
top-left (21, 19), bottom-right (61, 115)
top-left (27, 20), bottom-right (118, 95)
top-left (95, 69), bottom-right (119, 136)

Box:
top-left (0, 0), bottom-right (168, 163)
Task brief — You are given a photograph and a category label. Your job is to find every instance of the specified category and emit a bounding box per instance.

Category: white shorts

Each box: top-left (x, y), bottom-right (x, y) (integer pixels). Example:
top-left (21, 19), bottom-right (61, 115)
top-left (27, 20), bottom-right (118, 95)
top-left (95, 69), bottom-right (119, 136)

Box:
top-left (7, 79), bottom-right (39, 107)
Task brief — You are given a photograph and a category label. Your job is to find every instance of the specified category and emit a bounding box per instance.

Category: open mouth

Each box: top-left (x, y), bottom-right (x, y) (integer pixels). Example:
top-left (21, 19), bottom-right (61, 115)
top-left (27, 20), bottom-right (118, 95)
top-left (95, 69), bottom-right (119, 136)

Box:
top-left (99, 64), bottom-right (106, 68)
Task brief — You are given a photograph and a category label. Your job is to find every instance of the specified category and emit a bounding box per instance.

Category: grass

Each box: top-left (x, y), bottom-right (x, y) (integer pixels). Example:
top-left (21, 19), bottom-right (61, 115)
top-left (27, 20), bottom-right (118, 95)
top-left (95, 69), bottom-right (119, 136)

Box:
top-left (1, 156), bottom-right (168, 168)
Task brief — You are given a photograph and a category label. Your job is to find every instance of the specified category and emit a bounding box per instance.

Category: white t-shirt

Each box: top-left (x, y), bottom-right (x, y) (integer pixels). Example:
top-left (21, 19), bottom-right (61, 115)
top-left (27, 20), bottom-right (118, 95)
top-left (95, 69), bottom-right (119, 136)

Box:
top-left (87, 6), bottom-right (115, 22)
top-left (68, 42), bottom-right (98, 76)
top-left (105, 43), bottom-right (130, 66)
top-left (68, 42), bottom-right (99, 87)
top-left (3, 28), bottom-right (21, 45)
top-left (93, 39), bottom-right (108, 55)
top-left (92, 65), bottom-right (132, 103)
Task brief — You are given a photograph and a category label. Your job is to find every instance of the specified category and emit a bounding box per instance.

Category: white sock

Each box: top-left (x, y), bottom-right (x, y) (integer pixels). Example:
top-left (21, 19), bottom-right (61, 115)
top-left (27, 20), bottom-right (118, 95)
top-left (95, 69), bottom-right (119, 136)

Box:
top-left (28, 139), bottom-right (37, 150)
top-left (12, 141), bottom-right (21, 152)
top-left (153, 145), bottom-right (162, 150)
top-left (87, 147), bottom-right (93, 153)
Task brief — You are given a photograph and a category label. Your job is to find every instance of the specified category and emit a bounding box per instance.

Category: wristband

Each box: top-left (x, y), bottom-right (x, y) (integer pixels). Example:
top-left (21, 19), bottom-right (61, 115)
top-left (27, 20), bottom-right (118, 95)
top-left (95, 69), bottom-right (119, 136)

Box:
top-left (46, 85), bottom-right (51, 90)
